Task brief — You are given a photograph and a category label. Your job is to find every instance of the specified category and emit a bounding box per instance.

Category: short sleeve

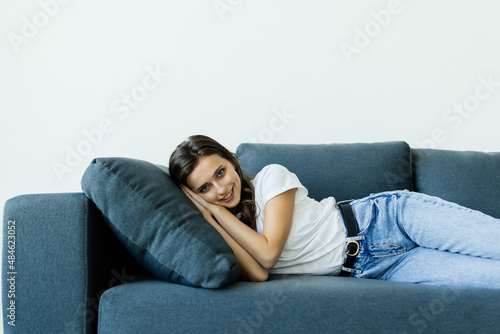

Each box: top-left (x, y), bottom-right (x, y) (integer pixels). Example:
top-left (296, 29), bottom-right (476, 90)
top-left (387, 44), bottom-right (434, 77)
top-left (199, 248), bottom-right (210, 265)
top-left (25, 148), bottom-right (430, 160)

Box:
top-left (252, 164), bottom-right (308, 234)
top-left (252, 164), bottom-right (308, 208)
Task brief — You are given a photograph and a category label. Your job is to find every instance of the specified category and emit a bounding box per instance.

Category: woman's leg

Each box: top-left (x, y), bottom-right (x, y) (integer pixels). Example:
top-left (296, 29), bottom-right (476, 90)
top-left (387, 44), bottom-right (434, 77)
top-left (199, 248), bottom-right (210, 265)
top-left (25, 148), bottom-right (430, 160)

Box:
top-left (349, 190), bottom-right (500, 287)
top-left (379, 247), bottom-right (500, 289)
top-left (396, 191), bottom-right (500, 260)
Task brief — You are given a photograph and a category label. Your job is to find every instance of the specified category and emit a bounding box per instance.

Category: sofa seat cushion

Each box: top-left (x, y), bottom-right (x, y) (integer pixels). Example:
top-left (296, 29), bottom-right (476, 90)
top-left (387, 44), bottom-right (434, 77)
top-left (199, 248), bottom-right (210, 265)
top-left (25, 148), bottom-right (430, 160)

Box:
top-left (97, 276), bottom-right (500, 334)
top-left (81, 157), bottom-right (239, 288)
top-left (413, 149), bottom-right (500, 218)
top-left (237, 141), bottom-right (413, 202)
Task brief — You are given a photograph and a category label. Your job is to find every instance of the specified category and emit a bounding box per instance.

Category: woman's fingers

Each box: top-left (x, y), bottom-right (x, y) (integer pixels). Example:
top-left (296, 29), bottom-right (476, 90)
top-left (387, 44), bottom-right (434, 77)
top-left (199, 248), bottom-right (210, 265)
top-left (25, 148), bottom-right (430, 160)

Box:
top-left (182, 185), bottom-right (211, 209)
top-left (181, 185), bottom-right (192, 197)
top-left (181, 185), bottom-right (214, 220)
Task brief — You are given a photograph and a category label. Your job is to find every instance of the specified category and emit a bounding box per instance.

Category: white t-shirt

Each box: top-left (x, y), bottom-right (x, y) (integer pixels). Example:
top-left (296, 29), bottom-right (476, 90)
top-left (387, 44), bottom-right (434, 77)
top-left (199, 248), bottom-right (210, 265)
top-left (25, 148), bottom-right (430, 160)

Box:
top-left (251, 164), bottom-right (346, 276)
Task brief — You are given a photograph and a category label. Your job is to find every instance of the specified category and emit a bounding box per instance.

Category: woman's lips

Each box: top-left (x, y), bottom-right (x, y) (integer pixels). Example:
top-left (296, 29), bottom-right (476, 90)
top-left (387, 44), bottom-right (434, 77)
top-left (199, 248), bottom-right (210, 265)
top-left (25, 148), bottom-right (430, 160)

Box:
top-left (221, 188), bottom-right (234, 202)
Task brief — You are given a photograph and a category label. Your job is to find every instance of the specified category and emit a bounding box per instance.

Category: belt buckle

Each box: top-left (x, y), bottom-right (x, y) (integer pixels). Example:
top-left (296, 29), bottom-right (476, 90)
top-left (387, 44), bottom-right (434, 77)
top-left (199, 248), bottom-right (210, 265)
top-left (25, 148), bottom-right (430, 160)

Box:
top-left (345, 240), bottom-right (360, 257)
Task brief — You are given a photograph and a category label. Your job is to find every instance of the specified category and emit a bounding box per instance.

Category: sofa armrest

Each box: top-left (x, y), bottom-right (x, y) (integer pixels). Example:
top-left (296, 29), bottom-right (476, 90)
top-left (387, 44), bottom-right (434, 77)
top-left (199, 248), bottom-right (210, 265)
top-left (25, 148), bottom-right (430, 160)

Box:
top-left (2, 193), bottom-right (138, 334)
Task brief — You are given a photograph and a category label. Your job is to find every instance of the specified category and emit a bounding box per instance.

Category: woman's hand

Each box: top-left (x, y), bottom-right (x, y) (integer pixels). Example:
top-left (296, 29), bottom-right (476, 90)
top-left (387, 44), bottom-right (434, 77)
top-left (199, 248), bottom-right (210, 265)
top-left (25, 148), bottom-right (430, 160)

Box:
top-left (182, 184), bottom-right (269, 281)
top-left (181, 185), bottom-right (218, 222)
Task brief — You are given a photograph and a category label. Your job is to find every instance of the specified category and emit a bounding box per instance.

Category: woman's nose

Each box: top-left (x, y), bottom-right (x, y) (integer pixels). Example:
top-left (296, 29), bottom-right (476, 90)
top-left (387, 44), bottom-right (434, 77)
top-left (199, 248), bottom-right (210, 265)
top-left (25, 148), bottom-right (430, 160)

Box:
top-left (214, 182), bottom-right (227, 195)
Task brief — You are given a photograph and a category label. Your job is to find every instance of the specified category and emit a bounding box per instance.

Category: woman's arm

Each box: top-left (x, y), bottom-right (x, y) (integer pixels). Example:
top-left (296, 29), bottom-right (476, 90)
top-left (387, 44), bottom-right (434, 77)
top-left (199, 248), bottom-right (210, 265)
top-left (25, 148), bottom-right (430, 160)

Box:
top-left (183, 186), bottom-right (296, 273)
top-left (202, 213), bottom-right (269, 282)
top-left (211, 189), bottom-right (296, 270)
top-left (182, 186), bottom-right (270, 282)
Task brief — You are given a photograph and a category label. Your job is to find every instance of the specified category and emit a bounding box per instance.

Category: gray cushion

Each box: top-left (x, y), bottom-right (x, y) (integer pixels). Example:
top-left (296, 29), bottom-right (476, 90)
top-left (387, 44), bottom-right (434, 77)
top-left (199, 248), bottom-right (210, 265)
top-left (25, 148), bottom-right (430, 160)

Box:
top-left (81, 157), bottom-right (239, 288)
top-left (237, 141), bottom-right (413, 201)
top-left (413, 149), bottom-right (500, 219)
top-left (97, 276), bottom-right (500, 334)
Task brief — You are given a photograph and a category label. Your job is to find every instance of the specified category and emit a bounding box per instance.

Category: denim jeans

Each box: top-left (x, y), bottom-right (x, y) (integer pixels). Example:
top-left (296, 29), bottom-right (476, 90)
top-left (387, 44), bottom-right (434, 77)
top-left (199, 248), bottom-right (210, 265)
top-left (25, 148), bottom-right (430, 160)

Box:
top-left (344, 190), bottom-right (500, 289)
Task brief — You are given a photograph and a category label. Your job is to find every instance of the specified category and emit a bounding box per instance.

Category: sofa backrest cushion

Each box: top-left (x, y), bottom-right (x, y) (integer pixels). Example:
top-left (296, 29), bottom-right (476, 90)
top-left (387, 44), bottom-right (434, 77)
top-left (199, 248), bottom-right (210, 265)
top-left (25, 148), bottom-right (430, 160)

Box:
top-left (412, 149), bottom-right (500, 219)
top-left (81, 157), bottom-right (239, 288)
top-left (237, 141), bottom-right (413, 202)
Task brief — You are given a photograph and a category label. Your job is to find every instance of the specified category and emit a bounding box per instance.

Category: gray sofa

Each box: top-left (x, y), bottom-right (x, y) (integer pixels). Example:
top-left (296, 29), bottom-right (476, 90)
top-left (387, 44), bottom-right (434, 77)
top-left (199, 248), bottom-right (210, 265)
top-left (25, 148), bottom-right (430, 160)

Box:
top-left (3, 141), bottom-right (500, 334)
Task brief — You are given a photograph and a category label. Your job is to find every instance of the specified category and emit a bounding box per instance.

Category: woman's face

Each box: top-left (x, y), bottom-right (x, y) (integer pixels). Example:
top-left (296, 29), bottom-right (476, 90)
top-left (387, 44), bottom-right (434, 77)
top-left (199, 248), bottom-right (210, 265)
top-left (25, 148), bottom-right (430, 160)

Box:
top-left (186, 154), bottom-right (242, 208)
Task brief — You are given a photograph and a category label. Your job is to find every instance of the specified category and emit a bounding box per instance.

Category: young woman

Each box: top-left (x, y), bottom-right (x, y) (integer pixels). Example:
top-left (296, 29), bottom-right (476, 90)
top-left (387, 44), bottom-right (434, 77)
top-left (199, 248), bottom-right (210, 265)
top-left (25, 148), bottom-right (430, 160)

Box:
top-left (169, 135), bottom-right (500, 289)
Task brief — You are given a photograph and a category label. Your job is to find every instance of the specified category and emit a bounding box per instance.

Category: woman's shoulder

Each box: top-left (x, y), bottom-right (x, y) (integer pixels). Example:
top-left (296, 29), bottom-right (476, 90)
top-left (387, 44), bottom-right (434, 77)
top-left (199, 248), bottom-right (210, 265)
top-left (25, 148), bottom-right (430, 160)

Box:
top-left (253, 164), bottom-right (304, 190)
top-left (258, 163), bottom-right (290, 174)
top-left (253, 164), bottom-right (291, 181)
top-left (252, 163), bottom-right (308, 207)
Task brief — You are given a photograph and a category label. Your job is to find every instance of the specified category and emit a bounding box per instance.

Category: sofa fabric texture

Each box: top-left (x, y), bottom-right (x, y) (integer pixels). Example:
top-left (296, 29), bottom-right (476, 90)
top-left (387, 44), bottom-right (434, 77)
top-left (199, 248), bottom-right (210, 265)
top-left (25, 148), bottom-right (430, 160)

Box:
top-left (97, 275), bottom-right (500, 334)
top-left (2, 194), bottom-right (111, 334)
top-left (3, 141), bottom-right (500, 334)
top-left (412, 148), bottom-right (500, 218)
top-left (237, 141), bottom-right (413, 202)
top-left (81, 157), bottom-right (239, 288)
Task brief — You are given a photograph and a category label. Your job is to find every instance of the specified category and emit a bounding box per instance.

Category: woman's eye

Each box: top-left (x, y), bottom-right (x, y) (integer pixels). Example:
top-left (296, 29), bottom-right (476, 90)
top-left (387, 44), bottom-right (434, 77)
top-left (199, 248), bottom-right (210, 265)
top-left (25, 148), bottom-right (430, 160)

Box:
top-left (200, 185), bottom-right (209, 193)
top-left (217, 168), bottom-right (225, 177)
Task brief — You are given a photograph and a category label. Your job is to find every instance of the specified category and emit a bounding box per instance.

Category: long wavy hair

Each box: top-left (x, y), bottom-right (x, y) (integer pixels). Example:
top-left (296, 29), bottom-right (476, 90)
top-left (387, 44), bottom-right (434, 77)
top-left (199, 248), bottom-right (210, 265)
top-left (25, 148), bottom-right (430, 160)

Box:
top-left (169, 135), bottom-right (257, 230)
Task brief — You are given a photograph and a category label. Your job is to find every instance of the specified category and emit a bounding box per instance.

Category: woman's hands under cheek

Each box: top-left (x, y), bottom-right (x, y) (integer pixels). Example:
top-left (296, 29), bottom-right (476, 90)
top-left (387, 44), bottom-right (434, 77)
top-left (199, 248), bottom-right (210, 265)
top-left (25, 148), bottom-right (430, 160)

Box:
top-left (181, 186), bottom-right (217, 222)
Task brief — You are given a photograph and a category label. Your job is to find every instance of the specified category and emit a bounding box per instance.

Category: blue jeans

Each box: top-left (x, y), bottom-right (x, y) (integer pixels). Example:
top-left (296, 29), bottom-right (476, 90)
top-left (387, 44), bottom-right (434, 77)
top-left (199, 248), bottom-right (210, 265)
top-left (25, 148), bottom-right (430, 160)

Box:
top-left (344, 190), bottom-right (500, 289)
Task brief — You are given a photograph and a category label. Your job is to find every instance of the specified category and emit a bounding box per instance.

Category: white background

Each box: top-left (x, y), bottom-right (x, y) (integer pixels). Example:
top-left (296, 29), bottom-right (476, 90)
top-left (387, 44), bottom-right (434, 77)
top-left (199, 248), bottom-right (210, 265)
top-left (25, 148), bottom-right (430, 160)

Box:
top-left (1, 0), bottom-right (500, 332)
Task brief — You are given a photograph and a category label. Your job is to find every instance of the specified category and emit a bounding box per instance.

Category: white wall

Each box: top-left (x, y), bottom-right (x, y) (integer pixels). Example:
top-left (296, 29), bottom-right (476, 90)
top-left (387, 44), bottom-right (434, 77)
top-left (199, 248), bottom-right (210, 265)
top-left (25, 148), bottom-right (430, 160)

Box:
top-left (1, 0), bottom-right (500, 330)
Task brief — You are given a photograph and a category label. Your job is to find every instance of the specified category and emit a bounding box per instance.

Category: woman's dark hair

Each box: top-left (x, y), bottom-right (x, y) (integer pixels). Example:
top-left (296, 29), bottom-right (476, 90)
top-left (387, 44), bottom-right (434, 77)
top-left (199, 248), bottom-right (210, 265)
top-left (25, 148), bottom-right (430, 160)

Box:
top-left (169, 135), bottom-right (257, 230)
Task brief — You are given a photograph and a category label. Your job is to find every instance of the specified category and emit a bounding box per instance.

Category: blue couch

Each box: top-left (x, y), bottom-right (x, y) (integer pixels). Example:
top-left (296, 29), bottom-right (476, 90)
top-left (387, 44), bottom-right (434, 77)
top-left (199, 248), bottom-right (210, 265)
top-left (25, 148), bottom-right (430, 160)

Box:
top-left (3, 141), bottom-right (500, 333)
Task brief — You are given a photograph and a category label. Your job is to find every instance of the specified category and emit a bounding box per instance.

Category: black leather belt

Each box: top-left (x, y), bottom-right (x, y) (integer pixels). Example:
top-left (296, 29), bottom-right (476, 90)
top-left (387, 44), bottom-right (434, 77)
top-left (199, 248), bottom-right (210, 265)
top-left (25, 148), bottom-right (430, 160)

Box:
top-left (337, 201), bottom-right (360, 277)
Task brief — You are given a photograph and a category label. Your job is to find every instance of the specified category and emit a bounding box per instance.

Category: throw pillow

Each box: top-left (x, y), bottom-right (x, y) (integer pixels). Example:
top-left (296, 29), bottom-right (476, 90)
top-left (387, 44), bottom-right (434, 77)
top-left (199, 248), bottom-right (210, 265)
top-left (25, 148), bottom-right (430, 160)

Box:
top-left (81, 157), bottom-right (239, 288)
